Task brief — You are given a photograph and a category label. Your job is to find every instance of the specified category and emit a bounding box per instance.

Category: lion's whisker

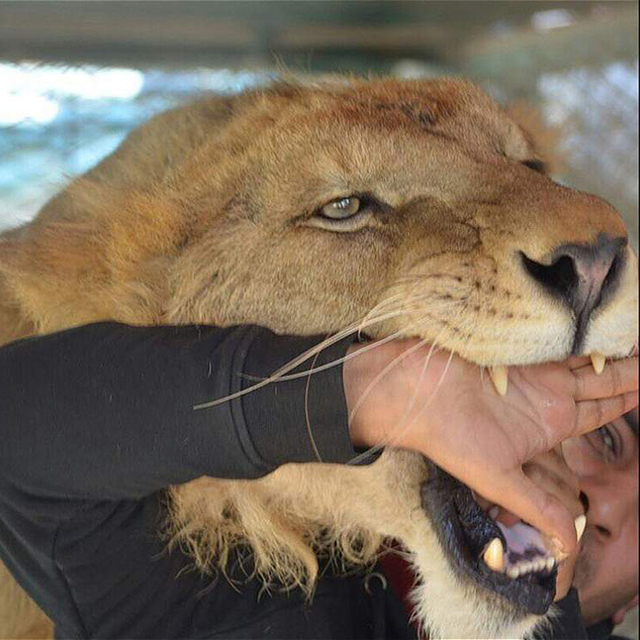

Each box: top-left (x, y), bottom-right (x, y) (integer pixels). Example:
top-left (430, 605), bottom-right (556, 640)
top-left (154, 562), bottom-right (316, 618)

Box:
top-left (194, 291), bottom-right (474, 411)
top-left (345, 335), bottom-right (434, 465)
top-left (193, 303), bottom-right (423, 410)
top-left (303, 342), bottom-right (325, 462)
top-left (345, 312), bottom-right (462, 465)
top-left (259, 310), bottom-right (437, 383)
top-left (347, 333), bottom-right (429, 426)
top-left (303, 314), bottom-right (440, 463)
top-left (386, 346), bottom-right (455, 448)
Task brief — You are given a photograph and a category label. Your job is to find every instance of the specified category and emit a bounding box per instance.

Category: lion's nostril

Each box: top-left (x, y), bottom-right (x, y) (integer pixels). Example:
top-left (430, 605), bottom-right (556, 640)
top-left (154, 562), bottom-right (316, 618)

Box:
top-left (521, 253), bottom-right (578, 299)
top-left (520, 234), bottom-right (627, 352)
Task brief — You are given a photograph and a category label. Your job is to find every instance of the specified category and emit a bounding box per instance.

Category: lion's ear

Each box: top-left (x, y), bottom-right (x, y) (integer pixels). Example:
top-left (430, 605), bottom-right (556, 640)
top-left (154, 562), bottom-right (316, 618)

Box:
top-left (0, 235), bottom-right (37, 342)
top-left (0, 217), bottom-right (110, 335)
top-left (0, 177), bottom-right (188, 335)
top-left (504, 102), bottom-right (565, 176)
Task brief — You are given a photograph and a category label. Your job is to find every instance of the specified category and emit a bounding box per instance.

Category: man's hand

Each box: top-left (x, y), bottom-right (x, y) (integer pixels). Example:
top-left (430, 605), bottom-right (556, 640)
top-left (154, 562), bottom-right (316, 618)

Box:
top-left (474, 449), bottom-right (582, 599)
top-left (344, 340), bottom-right (638, 554)
top-left (514, 450), bottom-right (583, 600)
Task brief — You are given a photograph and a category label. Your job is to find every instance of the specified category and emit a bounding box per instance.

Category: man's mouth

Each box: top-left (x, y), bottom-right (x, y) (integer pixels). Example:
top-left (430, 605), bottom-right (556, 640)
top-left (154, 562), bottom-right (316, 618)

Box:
top-left (420, 460), bottom-right (559, 615)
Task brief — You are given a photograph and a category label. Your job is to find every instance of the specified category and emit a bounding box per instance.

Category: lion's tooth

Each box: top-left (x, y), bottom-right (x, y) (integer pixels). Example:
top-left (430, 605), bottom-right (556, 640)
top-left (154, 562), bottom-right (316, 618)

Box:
top-left (483, 538), bottom-right (505, 572)
top-left (546, 556), bottom-right (555, 572)
top-left (489, 366), bottom-right (509, 396)
top-left (488, 505), bottom-right (500, 520)
top-left (575, 514), bottom-right (587, 542)
top-left (507, 565), bottom-right (520, 579)
top-left (590, 352), bottom-right (606, 375)
top-left (547, 536), bottom-right (569, 563)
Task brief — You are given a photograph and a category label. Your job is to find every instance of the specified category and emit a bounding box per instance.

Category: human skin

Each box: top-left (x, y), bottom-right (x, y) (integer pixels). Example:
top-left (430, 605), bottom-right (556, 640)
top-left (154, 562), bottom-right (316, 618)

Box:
top-left (475, 449), bottom-right (583, 601)
top-left (564, 408), bottom-right (639, 626)
top-left (343, 339), bottom-right (639, 556)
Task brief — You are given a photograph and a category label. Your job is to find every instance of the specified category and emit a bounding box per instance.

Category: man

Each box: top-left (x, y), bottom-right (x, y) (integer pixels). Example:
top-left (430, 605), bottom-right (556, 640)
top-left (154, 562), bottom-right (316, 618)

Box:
top-left (568, 409), bottom-right (638, 638)
top-left (535, 409), bottom-right (638, 639)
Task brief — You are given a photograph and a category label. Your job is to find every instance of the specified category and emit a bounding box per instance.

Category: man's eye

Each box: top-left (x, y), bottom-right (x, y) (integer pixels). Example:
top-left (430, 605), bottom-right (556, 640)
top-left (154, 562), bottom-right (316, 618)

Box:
top-left (586, 425), bottom-right (619, 463)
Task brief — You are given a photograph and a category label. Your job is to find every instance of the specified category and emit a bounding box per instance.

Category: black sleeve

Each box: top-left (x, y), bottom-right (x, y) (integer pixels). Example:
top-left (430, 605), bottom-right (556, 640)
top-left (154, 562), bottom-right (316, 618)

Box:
top-left (0, 322), bottom-right (361, 505)
top-left (0, 322), bottom-right (374, 638)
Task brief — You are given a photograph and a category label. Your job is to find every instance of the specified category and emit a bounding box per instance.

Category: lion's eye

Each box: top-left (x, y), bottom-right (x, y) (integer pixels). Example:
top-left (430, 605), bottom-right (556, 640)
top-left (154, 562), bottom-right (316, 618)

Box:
top-left (320, 196), bottom-right (362, 219)
top-left (308, 193), bottom-right (385, 232)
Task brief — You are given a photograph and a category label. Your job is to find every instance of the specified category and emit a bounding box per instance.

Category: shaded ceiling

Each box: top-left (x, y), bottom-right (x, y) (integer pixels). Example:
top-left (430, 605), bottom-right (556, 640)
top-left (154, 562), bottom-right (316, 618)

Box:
top-left (0, 1), bottom-right (636, 71)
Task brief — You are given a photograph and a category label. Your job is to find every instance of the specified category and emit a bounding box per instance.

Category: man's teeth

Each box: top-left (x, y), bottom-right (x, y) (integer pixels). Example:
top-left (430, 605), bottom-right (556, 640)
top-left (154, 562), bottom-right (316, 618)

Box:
top-left (483, 538), bottom-right (505, 572)
top-left (489, 366), bottom-right (508, 396)
top-left (590, 352), bottom-right (606, 374)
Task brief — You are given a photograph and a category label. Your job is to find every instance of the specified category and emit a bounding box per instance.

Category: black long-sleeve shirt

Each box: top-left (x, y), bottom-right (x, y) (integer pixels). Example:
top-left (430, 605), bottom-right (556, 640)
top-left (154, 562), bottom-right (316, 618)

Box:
top-left (0, 323), bottom-right (610, 639)
top-left (0, 322), bottom-right (415, 639)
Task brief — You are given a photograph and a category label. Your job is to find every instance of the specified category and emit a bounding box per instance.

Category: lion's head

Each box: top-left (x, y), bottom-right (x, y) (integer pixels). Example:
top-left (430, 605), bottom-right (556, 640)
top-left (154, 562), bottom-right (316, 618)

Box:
top-left (0, 78), bottom-right (637, 638)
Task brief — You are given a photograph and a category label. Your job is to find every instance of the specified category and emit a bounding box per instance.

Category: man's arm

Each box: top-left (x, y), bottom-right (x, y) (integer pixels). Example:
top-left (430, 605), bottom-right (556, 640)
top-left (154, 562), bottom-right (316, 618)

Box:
top-left (0, 322), bottom-right (359, 506)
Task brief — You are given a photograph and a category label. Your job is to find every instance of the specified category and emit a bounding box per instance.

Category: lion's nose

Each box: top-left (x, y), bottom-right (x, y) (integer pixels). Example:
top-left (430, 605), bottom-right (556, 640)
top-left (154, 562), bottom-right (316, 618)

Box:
top-left (520, 234), bottom-right (627, 345)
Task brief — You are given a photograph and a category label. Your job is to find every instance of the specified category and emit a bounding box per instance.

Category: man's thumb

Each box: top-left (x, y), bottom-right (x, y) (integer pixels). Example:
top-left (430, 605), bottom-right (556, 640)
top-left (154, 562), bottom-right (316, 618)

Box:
top-left (500, 471), bottom-right (579, 557)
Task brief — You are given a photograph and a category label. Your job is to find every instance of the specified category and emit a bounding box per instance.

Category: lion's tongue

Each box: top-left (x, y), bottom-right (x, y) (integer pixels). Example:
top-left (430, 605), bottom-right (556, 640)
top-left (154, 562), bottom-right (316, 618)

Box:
top-left (497, 522), bottom-right (547, 561)
top-left (477, 499), bottom-right (561, 576)
top-left (494, 521), bottom-right (556, 578)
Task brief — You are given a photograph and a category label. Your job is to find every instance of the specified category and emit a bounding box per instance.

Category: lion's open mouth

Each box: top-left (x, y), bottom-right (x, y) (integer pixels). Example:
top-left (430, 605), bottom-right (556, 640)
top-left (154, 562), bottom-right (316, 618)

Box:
top-left (420, 460), bottom-right (557, 615)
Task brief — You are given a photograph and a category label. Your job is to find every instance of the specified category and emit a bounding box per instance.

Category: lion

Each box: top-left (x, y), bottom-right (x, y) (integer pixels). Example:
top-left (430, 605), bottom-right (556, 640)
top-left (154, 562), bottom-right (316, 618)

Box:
top-left (0, 77), bottom-right (637, 639)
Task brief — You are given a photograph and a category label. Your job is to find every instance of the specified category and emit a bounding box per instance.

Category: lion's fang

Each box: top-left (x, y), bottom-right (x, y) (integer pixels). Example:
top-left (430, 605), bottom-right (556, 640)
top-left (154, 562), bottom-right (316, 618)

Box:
top-left (489, 366), bottom-right (508, 396)
top-left (590, 352), bottom-right (606, 374)
top-left (575, 514), bottom-right (586, 542)
top-left (482, 538), bottom-right (505, 572)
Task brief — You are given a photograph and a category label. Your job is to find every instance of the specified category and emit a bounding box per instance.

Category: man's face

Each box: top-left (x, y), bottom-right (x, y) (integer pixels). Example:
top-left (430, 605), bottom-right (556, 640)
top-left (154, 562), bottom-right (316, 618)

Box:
top-left (563, 408), bottom-right (638, 626)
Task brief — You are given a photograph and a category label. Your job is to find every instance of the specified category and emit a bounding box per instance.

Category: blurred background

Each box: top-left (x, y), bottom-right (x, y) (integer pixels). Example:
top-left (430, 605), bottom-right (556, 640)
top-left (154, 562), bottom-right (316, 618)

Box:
top-left (0, 1), bottom-right (637, 636)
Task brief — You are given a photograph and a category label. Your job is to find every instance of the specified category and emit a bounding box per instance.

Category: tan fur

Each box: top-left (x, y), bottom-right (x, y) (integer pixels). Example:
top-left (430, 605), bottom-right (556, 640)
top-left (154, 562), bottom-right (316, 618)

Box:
top-left (0, 78), bottom-right (637, 639)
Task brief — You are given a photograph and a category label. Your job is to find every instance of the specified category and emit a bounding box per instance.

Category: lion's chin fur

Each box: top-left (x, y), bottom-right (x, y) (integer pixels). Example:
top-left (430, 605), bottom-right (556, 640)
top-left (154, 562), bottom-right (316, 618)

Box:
top-left (410, 546), bottom-right (547, 639)
top-left (167, 450), bottom-right (546, 639)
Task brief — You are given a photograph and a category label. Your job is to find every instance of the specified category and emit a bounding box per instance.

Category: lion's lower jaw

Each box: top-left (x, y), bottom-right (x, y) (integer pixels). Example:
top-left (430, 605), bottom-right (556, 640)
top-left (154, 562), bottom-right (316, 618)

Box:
top-left (170, 450), bottom-right (543, 639)
top-left (408, 544), bottom-right (544, 639)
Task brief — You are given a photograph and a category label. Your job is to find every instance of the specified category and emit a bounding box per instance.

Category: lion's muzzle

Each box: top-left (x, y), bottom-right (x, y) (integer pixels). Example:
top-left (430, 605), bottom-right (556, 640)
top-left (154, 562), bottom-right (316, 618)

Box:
top-left (520, 233), bottom-right (627, 353)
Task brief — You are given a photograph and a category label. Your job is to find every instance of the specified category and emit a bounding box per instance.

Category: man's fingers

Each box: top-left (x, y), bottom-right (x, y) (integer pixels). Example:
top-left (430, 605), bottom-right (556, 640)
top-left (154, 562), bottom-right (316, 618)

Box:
top-left (523, 451), bottom-right (581, 498)
top-left (573, 391), bottom-right (639, 437)
top-left (566, 355), bottom-right (591, 370)
top-left (495, 471), bottom-right (578, 555)
top-left (572, 356), bottom-right (638, 401)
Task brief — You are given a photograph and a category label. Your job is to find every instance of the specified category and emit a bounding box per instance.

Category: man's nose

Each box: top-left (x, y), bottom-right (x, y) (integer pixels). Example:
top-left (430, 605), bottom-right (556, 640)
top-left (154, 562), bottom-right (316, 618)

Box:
top-left (580, 475), bottom-right (628, 542)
